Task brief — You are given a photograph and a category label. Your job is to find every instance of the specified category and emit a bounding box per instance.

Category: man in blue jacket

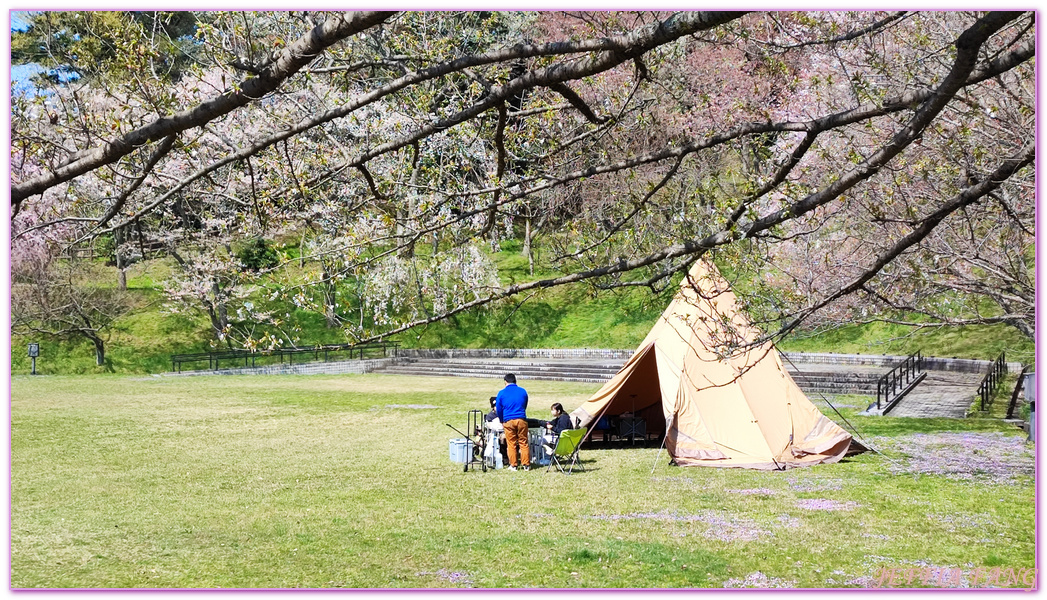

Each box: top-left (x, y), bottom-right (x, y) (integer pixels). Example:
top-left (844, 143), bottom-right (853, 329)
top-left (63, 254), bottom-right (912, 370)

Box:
top-left (495, 373), bottom-right (530, 471)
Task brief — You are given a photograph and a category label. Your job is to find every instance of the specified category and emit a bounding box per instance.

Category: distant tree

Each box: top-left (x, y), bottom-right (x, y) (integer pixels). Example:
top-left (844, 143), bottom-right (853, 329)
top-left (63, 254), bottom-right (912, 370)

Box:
top-left (11, 11), bottom-right (200, 82)
top-left (11, 254), bottom-right (133, 367)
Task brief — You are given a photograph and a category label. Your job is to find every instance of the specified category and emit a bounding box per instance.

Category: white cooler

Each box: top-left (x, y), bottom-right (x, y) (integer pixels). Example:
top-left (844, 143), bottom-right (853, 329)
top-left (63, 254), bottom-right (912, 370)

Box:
top-left (449, 438), bottom-right (473, 464)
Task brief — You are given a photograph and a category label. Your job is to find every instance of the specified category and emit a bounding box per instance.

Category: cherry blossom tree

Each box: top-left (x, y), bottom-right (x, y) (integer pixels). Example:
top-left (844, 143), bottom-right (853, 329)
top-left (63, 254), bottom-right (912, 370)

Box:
top-left (11, 251), bottom-right (132, 366)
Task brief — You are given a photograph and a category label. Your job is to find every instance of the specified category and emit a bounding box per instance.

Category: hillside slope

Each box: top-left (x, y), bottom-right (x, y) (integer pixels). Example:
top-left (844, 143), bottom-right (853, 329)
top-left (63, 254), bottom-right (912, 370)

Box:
top-left (10, 249), bottom-right (1033, 375)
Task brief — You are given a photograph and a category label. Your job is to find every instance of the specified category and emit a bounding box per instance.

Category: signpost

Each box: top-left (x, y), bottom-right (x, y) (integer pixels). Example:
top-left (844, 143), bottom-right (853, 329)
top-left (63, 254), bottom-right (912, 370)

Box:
top-left (28, 343), bottom-right (39, 375)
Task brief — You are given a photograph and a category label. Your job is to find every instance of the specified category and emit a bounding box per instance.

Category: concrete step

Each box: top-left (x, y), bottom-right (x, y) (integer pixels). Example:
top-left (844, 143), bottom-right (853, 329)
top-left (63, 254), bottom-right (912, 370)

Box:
top-left (397, 358), bottom-right (622, 372)
top-left (391, 360), bottom-right (619, 373)
top-left (380, 368), bottom-right (872, 394)
top-left (396, 358), bottom-right (882, 380)
top-left (379, 366), bottom-right (615, 380)
top-left (376, 367), bottom-right (610, 383)
top-left (789, 372), bottom-right (881, 381)
top-left (375, 360), bottom-right (883, 394)
top-left (386, 363), bottom-right (619, 376)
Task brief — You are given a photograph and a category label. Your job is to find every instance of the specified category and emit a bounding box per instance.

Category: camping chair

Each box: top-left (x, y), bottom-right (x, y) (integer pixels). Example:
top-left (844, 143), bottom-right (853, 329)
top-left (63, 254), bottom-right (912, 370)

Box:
top-left (548, 427), bottom-right (588, 474)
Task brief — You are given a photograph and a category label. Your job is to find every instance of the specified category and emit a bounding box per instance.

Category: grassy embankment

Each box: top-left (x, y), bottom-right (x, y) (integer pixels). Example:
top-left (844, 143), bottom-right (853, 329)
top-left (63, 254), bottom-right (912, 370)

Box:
top-left (10, 246), bottom-right (1034, 375)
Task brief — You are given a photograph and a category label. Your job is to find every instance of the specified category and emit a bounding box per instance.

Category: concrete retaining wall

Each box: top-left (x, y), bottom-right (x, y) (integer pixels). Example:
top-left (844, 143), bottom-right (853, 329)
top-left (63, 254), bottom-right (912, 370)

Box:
top-left (397, 348), bottom-right (634, 360)
top-left (164, 348), bottom-right (1019, 377)
top-left (167, 357), bottom-right (396, 377)
top-left (399, 349), bottom-right (1018, 375)
top-left (782, 351), bottom-right (1021, 374)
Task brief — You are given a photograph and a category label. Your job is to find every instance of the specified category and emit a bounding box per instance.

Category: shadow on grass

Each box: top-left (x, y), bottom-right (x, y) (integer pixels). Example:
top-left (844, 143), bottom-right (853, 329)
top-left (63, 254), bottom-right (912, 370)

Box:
top-left (582, 438), bottom-right (665, 450)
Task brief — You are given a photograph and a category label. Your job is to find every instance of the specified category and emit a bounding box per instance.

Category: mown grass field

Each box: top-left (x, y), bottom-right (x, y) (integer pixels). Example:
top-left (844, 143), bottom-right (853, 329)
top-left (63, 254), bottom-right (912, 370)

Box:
top-left (11, 374), bottom-right (1035, 589)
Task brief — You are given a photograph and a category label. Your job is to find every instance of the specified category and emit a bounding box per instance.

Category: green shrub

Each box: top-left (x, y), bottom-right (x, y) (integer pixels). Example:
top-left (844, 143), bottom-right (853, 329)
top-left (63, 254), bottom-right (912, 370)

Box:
top-left (235, 238), bottom-right (279, 271)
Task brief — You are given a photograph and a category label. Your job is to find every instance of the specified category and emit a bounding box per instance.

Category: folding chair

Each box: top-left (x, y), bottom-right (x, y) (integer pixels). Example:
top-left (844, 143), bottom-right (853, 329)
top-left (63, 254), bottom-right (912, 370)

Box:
top-left (548, 427), bottom-right (587, 474)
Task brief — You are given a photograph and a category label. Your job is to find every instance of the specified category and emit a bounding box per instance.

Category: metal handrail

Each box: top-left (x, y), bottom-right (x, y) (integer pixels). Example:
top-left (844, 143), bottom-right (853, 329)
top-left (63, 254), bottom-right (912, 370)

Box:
top-left (171, 341), bottom-right (400, 372)
top-left (1005, 364), bottom-right (1031, 419)
top-left (978, 351), bottom-right (1007, 412)
top-left (876, 351), bottom-right (924, 410)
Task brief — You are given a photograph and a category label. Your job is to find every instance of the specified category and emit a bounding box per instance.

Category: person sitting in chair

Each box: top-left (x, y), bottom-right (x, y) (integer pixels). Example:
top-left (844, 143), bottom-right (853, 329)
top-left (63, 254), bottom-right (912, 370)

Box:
top-left (542, 403), bottom-right (573, 454)
top-left (485, 396), bottom-right (499, 423)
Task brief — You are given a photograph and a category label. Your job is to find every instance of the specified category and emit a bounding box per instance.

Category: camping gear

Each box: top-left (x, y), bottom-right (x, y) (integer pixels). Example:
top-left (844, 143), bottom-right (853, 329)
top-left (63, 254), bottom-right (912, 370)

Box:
top-left (528, 430), bottom-right (551, 466)
top-left (465, 409), bottom-right (487, 472)
top-left (619, 417), bottom-right (646, 443)
top-left (482, 416), bottom-right (505, 469)
top-left (448, 438), bottom-right (472, 464)
top-left (570, 259), bottom-right (853, 470)
top-left (483, 429), bottom-right (504, 469)
top-left (548, 427), bottom-right (588, 474)
top-left (446, 409), bottom-right (489, 472)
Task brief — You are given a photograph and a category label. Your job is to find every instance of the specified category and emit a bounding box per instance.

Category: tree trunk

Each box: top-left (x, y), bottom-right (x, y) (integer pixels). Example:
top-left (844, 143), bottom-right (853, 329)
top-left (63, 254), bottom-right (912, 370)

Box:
top-left (1011, 318), bottom-right (1034, 340)
top-left (91, 335), bottom-right (105, 366)
top-left (321, 261), bottom-right (339, 329)
top-left (114, 227), bottom-right (127, 290)
top-left (209, 280), bottom-right (231, 347)
top-left (398, 162), bottom-right (421, 259)
top-left (522, 216), bottom-right (531, 256)
top-left (522, 215), bottom-right (534, 274)
top-left (489, 213), bottom-right (500, 251)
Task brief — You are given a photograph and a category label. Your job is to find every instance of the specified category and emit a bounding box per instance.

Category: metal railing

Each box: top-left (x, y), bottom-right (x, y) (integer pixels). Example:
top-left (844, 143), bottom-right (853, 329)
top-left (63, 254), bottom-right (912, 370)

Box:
top-left (876, 350), bottom-right (925, 411)
top-left (978, 351), bottom-right (1007, 412)
top-left (171, 341), bottom-right (400, 372)
top-left (1005, 364), bottom-right (1031, 419)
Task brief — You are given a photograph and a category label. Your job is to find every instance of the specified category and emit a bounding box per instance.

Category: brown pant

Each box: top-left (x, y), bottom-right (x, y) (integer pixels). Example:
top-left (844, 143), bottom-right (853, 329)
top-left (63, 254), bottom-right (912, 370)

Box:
top-left (503, 419), bottom-right (530, 467)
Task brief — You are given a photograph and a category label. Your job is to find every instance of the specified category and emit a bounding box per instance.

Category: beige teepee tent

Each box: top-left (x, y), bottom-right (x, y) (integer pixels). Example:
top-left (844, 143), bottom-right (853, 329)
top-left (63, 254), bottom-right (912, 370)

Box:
top-left (570, 259), bottom-right (852, 470)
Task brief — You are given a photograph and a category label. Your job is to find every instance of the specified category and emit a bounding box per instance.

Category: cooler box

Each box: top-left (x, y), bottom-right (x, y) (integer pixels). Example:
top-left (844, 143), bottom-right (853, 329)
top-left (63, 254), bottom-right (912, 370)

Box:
top-left (449, 438), bottom-right (472, 464)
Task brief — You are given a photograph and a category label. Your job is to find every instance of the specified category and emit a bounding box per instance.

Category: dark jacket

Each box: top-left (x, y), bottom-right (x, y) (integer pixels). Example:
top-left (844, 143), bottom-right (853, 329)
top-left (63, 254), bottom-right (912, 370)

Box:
top-left (548, 413), bottom-right (573, 435)
top-left (496, 384), bottom-right (528, 422)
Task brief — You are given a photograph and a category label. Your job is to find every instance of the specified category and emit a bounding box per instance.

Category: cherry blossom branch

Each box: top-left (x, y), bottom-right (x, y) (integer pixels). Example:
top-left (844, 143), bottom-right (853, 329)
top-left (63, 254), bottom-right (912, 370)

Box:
top-left (37, 12), bottom-right (744, 230)
top-left (94, 14), bottom-right (1030, 239)
top-left (11, 11), bottom-right (398, 206)
top-left (326, 12), bottom-right (1030, 344)
top-left (771, 141), bottom-right (1034, 342)
top-left (764, 11), bottom-right (911, 50)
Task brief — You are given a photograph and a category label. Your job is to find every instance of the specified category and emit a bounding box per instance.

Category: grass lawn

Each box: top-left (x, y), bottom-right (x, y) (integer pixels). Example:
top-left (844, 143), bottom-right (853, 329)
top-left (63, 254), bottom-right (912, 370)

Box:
top-left (10, 374), bottom-right (1035, 589)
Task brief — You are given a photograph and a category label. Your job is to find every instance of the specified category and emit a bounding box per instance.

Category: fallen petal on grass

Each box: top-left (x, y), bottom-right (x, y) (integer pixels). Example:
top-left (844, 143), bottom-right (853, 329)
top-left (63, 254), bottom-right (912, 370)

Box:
top-left (796, 499), bottom-right (860, 511)
top-left (870, 432), bottom-right (1033, 484)
top-left (416, 569), bottom-right (474, 587)
top-left (585, 510), bottom-right (773, 542)
top-left (723, 571), bottom-right (796, 588)
top-left (727, 488), bottom-right (777, 496)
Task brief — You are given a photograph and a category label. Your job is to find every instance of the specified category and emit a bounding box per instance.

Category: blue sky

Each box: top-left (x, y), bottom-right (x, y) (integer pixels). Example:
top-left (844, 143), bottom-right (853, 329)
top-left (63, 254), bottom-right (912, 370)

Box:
top-left (12, 10), bottom-right (30, 31)
top-left (10, 12), bottom-right (80, 98)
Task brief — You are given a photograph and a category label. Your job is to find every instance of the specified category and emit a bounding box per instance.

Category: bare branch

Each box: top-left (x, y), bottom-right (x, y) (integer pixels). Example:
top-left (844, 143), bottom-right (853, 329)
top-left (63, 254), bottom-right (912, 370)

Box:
top-left (11, 11), bottom-right (398, 206)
